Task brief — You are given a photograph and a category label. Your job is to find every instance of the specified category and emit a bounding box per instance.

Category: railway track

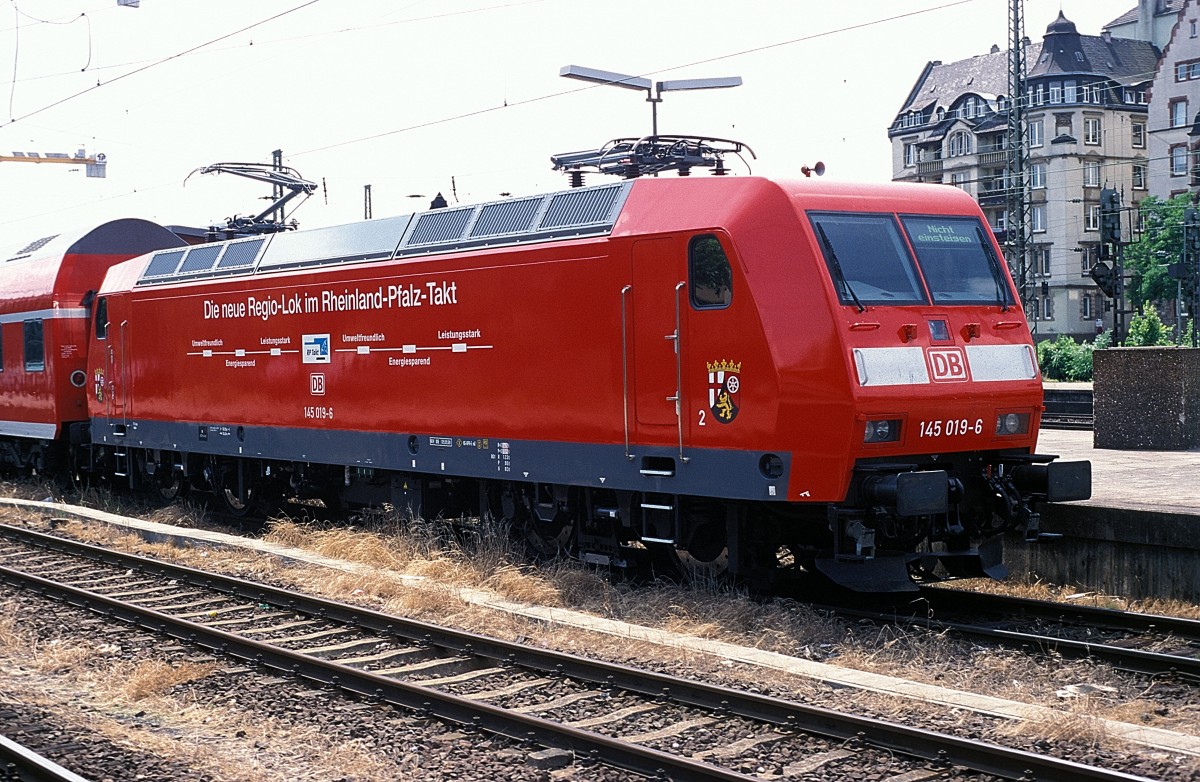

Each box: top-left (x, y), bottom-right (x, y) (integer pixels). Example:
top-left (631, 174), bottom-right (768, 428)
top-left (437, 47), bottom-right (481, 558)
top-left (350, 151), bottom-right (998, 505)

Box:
top-left (0, 733), bottom-right (91, 782)
top-left (833, 587), bottom-right (1200, 681)
top-left (1042, 387), bottom-right (1094, 430)
top-left (0, 521), bottom-right (1159, 782)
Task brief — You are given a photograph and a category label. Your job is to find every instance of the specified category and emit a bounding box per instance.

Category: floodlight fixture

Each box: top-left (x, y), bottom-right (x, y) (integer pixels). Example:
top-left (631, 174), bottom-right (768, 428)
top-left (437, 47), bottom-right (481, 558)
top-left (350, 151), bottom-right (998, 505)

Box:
top-left (561, 64), bottom-right (742, 136)
top-left (657, 77), bottom-right (742, 92)
top-left (559, 65), bottom-right (651, 91)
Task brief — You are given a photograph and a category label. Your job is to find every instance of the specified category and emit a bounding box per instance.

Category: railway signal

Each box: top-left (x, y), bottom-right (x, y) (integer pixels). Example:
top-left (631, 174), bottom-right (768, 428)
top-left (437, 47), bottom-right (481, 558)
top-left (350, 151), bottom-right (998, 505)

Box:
top-left (1091, 188), bottom-right (1128, 343)
top-left (1168, 207), bottom-right (1200, 346)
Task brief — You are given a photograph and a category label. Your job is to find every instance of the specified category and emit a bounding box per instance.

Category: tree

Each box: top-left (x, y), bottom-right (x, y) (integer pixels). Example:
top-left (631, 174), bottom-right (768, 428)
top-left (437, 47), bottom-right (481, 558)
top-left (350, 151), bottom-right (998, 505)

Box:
top-left (1125, 309), bottom-right (1174, 346)
top-left (1124, 194), bottom-right (1192, 312)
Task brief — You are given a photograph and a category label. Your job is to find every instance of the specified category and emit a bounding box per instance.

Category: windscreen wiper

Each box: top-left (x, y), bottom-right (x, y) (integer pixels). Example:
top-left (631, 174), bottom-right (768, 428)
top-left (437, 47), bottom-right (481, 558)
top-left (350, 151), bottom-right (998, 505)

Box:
top-left (816, 223), bottom-right (866, 313)
top-left (977, 226), bottom-right (1011, 312)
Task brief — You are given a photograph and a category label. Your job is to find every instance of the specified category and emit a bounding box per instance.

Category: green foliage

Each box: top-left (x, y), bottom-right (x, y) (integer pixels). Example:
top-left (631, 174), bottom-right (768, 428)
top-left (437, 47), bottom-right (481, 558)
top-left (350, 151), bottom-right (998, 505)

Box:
top-left (1037, 333), bottom-right (1096, 381)
top-left (1124, 194), bottom-right (1193, 310)
top-left (1124, 308), bottom-right (1175, 346)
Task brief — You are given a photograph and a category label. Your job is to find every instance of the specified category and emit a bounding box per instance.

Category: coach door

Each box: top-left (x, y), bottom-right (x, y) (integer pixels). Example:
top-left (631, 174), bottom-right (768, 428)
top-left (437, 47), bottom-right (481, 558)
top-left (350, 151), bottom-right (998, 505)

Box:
top-left (630, 239), bottom-right (687, 456)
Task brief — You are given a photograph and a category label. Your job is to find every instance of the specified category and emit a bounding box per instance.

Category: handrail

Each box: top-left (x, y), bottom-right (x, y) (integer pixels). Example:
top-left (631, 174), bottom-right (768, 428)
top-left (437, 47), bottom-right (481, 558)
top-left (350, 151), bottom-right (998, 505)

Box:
top-left (620, 285), bottom-right (633, 460)
top-left (668, 281), bottom-right (688, 463)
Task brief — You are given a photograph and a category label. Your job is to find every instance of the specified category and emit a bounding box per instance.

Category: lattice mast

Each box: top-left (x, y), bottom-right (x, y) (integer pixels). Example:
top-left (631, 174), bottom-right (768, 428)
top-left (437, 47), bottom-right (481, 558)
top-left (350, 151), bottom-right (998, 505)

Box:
top-left (1005, 0), bottom-right (1035, 331)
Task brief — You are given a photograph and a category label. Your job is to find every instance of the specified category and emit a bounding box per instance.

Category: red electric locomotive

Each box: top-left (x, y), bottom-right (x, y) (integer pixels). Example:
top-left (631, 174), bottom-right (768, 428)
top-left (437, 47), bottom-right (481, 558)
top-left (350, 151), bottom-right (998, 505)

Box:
top-left (0, 219), bottom-right (185, 474)
top-left (82, 144), bottom-right (1089, 591)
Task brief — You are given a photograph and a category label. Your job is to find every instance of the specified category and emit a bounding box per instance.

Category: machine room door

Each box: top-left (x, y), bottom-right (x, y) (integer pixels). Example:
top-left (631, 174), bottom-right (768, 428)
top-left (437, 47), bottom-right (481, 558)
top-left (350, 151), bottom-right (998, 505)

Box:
top-left (631, 238), bottom-right (685, 427)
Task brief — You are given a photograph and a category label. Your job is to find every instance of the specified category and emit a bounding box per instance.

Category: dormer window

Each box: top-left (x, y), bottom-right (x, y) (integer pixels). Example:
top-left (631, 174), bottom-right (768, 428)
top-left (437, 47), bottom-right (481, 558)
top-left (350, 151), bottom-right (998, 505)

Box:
top-left (947, 130), bottom-right (973, 157)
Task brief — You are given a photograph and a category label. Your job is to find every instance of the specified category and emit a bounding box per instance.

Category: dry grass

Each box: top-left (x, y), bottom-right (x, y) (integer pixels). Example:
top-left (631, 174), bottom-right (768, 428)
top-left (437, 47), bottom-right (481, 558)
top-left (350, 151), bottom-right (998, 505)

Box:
top-left (0, 599), bottom-right (407, 781)
top-left (939, 577), bottom-right (1200, 620)
top-left (5, 485), bottom-right (1200, 756)
top-left (120, 659), bottom-right (218, 700)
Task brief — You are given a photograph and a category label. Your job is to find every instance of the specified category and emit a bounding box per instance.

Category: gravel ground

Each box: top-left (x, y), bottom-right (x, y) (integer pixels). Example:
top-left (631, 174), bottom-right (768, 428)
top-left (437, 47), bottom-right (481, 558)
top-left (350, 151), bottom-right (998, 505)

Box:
top-left (0, 587), bottom-right (642, 782)
top-left (2, 506), bottom-right (1198, 781)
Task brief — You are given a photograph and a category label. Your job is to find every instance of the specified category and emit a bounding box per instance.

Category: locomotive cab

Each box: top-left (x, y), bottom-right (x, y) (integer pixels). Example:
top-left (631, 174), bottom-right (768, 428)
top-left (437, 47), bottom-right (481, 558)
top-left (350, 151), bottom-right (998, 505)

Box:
top-left (788, 189), bottom-right (1092, 590)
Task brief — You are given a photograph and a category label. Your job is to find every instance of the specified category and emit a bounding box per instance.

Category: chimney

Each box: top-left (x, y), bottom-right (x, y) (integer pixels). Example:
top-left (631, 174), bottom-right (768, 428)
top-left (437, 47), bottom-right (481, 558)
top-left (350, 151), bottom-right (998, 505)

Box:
top-left (1138, 0), bottom-right (1155, 42)
top-left (1102, 30), bottom-right (1113, 43)
top-left (990, 44), bottom-right (1000, 54)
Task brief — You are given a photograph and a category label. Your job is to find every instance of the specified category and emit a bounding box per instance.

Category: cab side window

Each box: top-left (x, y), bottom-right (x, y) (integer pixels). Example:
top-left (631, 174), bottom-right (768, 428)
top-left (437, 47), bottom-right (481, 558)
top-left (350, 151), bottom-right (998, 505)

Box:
top-left (24, 319), bottom-right (44, 372)
top-left (689, 234), bottom-right (732, 309)
top-left (95, 297), bottom-right (108, 340)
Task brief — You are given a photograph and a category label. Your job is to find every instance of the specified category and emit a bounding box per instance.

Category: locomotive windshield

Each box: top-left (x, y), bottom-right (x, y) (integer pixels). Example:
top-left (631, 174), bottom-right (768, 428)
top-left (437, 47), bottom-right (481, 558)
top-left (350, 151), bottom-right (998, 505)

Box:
top-left (808, 212), bottom-right (926, 306)
top-left (901, 215), bottom-right (1015, 307)
top-left (808, 211), bottom-right (1014, 308)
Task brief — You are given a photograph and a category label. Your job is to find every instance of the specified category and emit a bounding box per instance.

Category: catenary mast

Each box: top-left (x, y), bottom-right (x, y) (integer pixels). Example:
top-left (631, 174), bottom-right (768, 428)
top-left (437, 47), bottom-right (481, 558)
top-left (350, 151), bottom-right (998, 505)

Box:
top-left (1005, 0), bottom-right (1034, 331)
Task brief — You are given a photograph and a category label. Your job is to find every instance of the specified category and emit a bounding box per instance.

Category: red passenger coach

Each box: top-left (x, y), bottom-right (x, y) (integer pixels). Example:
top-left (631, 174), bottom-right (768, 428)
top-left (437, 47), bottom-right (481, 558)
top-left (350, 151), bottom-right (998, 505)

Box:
top-left (85, 175), bottom-right (1090, 591)
top-left (0, 219), bottom-right (185, 472)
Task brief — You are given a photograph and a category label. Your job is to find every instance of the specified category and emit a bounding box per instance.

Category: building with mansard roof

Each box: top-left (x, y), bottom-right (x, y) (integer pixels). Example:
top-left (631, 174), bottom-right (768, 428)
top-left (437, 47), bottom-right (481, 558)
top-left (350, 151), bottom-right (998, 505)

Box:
top-left (889, 12), bottom-right (1159, 340)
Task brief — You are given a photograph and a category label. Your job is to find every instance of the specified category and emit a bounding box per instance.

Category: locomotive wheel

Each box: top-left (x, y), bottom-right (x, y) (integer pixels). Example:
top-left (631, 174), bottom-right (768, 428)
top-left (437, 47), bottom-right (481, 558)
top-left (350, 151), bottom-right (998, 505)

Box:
top-left (520, 509), bottom-right (574, 558)
top-left (136, 454), bottom-right (186, 505)
top-left (675, 515), bottom-right (729, 580)
top-left (152, 469), bottom-right (187, 504)
top-left (217, 465), bottom-right (257, 517)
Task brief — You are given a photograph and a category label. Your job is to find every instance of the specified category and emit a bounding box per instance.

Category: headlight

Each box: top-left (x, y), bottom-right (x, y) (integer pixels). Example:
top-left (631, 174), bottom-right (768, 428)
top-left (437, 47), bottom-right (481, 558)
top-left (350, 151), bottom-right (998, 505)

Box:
top-left (864, 419), bottom-right (902, 443)
top-left (995, 412), bottom-right (1030, 435)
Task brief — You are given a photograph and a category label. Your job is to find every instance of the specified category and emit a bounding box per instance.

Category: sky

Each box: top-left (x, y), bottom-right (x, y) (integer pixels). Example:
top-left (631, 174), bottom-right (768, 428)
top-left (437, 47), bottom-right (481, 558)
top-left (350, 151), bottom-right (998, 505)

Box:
top-left (0, 0), bottom-right (1143, 240)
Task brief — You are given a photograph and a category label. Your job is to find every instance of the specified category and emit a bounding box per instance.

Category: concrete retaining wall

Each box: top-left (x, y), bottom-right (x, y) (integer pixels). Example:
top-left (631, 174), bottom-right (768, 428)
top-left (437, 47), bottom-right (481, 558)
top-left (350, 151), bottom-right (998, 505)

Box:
top-left (1093, 347), bottom-right (1200, 450)
top-left (1004, 502), bottom-right (1199, 601)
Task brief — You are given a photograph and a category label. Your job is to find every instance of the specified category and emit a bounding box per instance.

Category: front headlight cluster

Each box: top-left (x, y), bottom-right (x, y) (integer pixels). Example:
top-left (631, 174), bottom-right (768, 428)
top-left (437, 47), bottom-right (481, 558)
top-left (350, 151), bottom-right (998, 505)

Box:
top-left (863, 419), bottom-right (902, 443)
top-left (995, 411), bottom-right (1030, 435)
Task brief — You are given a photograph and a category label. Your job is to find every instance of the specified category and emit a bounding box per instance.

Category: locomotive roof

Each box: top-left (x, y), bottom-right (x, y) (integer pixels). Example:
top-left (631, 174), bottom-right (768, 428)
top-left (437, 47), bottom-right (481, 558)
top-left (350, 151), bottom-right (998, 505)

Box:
top-left (114, 176), bottom-right (978, 293)
top-left (131, 181), bottom-right (635, 287)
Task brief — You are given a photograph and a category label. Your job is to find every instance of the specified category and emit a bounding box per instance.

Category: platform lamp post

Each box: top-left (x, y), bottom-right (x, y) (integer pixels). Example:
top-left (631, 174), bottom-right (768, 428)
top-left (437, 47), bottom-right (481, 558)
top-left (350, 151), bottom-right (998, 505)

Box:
top-left (559, 65), bottom-right (742, 137)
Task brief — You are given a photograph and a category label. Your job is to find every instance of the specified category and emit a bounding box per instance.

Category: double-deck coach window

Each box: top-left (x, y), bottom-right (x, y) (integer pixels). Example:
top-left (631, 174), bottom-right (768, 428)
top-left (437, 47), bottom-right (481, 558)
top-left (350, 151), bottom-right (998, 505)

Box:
top-left (690, 234), bottom-right (732, 308)
top-left (23, 319), bottom-right (44, 372)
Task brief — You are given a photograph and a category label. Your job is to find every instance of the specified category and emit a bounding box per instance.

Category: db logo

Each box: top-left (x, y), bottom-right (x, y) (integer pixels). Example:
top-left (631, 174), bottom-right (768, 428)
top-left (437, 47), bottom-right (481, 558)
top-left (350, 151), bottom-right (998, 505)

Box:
top-left (926, 347), bottom-right (969, 382)
top-left (310, 373), bottom-right (326, 396)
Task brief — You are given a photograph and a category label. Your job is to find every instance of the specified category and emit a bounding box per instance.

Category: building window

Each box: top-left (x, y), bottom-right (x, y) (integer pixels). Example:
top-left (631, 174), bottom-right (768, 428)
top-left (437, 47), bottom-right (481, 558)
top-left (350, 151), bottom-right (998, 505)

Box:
top-left (1081, 245), bottom-right (1098, 276)
top-left (1172, 144), bottom-right (1189, 176)
top-left (1086, 205), bottom-right (1100, 231)
top-left (1041, 295), bottom-right (1055, 321)
top-left (1035, 247), bottom-right (1052, 276)
top-left (1032, 205), bottom-right (1046, 233)
top-left (1172, 99), bottom-right (1190, 128)
top-left (904, 142), bottom-right (917, 167)
top-left (1132, 121), bottom-right (1146, 148)
top-left (1030, 163), bottom-right (1046, 189)
top-left (1133, 162), bottom-right (1147, 190)
top-left (1192, 147), bottom-right (1200, 186)
top-left (1176, 59), bottom-right (1200, 81)
top-left (947, 130), bottom-right (972, 157)
top-left (950, 172), bottom-right (969, 190)
top-left (23, 319), bottom-right (44, 372)
top-left (1049, 83), bottom-right (1062, 104)
top-left (1027, 119), bottom-right (1044, 148)
top-left (1083, 117), bottom-right (1101, 144)
top-left (1083, 160), bottom-right (1101, 188)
